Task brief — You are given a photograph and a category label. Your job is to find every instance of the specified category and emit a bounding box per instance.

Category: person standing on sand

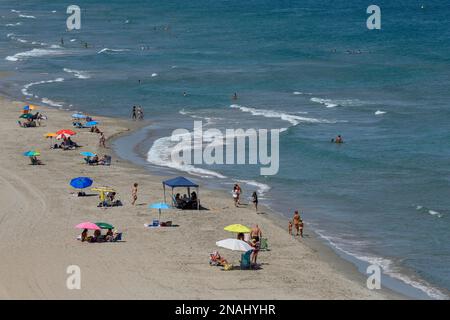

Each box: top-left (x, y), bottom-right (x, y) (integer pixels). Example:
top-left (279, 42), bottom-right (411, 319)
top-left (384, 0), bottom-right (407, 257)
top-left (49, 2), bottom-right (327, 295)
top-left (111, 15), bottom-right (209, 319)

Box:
top-left (252, 191), bottom-right (258, 212)
top-left (236, 184), bottom-right (242, 205)
top-left (250, 224), bottom-right (262, 242)
top-left (131, 183), bottom-right (138, 206)
top-left (99, 132), bottom-right (106, 148)
top-left (232, 184), bottom-right (239, 207)
top-left (293, 210), bottom-right (301, 236)
top-left (288, 221), bottom-right (293, 235)
top-left (132, 106), bottom-right (137, 120)
top-left (299, 218), bottom-right (304, 238)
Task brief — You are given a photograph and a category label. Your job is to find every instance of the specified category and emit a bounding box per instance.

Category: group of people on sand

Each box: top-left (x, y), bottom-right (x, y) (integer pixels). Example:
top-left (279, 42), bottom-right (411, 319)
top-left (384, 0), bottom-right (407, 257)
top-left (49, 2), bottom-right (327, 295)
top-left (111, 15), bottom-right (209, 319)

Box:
top-left (81, 228), bottom-right (119, 243)
top-left (85, 154), bottom-right (111, 166)
top-left (213, 224), bottom-right (263, 270)
top-left (232, 184), bottom-right (260, 213)
top-left (131, 106), bottom-right (144, 120)
top-left (174, 191), bottom-right (198, 209)
top-left (53, 136), bottom-right (81, 150)
top-left (288, 210), bottom-right (304, 237)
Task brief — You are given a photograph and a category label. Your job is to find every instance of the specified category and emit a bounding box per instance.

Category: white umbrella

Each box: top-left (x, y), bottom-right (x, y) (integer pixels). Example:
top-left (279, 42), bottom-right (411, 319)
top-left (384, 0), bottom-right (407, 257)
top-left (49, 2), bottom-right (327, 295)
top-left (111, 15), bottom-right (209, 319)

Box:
top-left (216, 238), bottom-right (253, 252)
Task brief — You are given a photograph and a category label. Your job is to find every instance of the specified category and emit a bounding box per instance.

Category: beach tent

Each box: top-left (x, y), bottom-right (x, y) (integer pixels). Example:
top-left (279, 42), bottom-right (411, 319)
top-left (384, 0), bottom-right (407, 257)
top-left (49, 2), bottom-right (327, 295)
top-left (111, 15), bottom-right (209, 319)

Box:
top-left (162, 176), bottom-right (200, 210)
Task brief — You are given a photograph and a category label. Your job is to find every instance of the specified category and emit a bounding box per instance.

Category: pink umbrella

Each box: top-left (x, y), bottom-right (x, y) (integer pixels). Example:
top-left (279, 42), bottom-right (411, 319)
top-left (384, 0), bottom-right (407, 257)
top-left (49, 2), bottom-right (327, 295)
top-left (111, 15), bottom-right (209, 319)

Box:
top-left (75, 222), bottom-right (100, 230)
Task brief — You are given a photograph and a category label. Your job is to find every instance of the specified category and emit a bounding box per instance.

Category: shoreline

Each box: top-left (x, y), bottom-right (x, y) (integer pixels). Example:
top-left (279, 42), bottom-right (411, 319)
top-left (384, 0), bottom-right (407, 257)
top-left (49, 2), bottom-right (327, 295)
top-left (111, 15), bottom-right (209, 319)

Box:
top-left (0, 94), bottom-right (403, 299)
top-left (108, 111), bottom-right (410, 300)
top-left (110, 118), bottom-right (449, 300)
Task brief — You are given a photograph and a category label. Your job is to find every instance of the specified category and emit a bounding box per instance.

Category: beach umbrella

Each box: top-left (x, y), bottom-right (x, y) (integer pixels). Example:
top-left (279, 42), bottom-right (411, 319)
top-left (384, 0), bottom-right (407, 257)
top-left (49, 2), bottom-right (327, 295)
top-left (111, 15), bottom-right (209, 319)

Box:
top-left (92, 187), bottom-right (116, 202)
top-left (70, 177), bottom-right (93, 189)
top-left (95, 222), bottom-right (114, 230)
top-left (44, 133), bottom-right (57, 138)
top-left (19, 113), bottom-right (33, 119)
top-left (23, 151), bottom-right (40, 157)
top-left (216, 238), bottom-right (253, 252)
top-left (56, 133), bottom-right (72, 140)
top-left (23, 105), bottom-right (36, 111)
top-left (75, 222), bottom-right (100, 230)
top-left (80, 151), bottom-right (96, 157)
top-left (149, 202), bottom-right (170, 222)
top-left (85, 121), bottom-right (99, 127)
top-left (56, 129), bottom-right (76, 136)
top-left (224, 224), bottom-right (251, 234)
top-left (72, 113), bottom-right (86, 119)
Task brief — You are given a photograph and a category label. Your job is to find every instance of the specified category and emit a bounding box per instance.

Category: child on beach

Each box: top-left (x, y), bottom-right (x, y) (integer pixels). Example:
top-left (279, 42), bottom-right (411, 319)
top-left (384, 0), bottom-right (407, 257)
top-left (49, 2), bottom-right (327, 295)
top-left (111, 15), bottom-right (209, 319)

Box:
top-left (299, 219), bottom-right (304, 238)
top-left (131, 183), bottom-right (138, 206)
top-left (293, 210), bottom-right (301, 236)
top-left (288, 221), bottom-right (292, 235)
top-left (232, 185), bottom-right (239, 207)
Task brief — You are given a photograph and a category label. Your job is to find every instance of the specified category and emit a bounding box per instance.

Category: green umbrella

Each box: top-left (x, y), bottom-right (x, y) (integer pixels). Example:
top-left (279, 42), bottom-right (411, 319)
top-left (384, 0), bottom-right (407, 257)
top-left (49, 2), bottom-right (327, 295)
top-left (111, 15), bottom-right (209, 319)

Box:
top-left (95, 222), bottom-right (114, 229)
top-left (20, 114), bottom-right (33, 119)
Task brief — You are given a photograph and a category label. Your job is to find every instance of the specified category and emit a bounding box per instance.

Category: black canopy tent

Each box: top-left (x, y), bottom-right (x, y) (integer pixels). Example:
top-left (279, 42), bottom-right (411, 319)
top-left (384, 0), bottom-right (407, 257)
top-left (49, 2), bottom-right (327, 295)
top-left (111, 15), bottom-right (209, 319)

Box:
top-left (162, 176), bottom-right (200, 210)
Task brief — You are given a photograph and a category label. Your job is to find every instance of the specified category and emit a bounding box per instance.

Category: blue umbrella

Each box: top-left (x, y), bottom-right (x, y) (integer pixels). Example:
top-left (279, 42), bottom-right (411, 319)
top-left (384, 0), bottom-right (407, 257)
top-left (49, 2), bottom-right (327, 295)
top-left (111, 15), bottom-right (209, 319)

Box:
top-left (70, 177), bottom-right (93, 189)
top-left (23, 105), bottom-right (30, 111)
top-left (80, 151), bottom-right (96, 157)
top-left (72, 113), bottom-right (86, 119)
top-left (149, 202), bottom-right (170, 222)
top-left (23, 150), bottom-right (40, 157)
top-left (85, 121), bottom-right (99, 127)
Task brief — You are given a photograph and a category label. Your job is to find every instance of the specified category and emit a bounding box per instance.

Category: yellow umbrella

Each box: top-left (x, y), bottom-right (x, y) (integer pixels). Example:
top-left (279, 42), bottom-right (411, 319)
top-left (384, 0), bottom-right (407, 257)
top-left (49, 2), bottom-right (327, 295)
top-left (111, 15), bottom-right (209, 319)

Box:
top-left (224, 224), bottom-right (251, 233)
top-left (44, 133), bottom-right (57, 138)
top-left (29, 105), bottom-right (37, 110)
top-left (92, 187), bottom-right (116, 202)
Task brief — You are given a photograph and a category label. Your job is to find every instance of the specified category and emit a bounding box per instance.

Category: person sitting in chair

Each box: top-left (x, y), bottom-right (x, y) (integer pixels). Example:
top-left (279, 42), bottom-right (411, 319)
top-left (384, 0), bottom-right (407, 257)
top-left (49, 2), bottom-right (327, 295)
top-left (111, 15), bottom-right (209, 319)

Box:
top-left (30, 156), bottom-right (42, 165)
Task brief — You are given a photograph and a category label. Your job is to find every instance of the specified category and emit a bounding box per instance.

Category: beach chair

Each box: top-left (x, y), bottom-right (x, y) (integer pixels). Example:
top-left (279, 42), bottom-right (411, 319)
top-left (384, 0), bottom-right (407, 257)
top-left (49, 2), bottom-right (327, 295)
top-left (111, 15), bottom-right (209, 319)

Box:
top-left (260, 238), bottom-right (269, 251)
top-left (240, 250), bottom-right (253, 270)
top-left (101, 155), bottom-right (112, 166)
top-left (112, 232), bottom-right (122, 242)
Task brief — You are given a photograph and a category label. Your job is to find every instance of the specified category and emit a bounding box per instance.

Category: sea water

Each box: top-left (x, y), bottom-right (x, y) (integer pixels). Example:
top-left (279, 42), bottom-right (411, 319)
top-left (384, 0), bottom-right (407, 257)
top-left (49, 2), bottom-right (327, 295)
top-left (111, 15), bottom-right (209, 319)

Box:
top-left (0, 0), bottom-right (449, 299)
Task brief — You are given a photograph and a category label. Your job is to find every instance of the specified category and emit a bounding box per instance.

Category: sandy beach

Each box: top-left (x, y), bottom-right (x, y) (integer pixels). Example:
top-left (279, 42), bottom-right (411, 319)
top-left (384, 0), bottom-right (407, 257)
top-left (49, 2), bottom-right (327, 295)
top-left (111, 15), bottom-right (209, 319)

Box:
top-left (0, 95), bottom-right (402, 299)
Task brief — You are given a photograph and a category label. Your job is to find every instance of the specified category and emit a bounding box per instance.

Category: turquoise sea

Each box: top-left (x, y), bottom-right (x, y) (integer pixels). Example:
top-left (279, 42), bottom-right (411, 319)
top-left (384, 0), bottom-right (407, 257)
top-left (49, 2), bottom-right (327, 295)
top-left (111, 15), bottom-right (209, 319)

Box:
top-left (1, 0), bottom-right (449, 299)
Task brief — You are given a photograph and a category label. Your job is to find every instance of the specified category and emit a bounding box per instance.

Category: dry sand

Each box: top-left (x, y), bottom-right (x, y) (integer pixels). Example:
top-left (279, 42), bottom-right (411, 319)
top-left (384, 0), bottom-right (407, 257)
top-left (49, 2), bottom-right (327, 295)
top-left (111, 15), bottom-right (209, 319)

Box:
top-left (0, 95), bottom-right (402, 299)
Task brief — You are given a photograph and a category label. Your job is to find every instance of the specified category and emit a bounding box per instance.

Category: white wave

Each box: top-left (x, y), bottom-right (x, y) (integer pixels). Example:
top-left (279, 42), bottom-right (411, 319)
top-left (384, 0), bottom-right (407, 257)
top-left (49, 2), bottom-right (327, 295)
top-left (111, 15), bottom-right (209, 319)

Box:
top-left (415, 205), bottom-right (443, 218)
top-left (70, 39), bottom-right (76, 42)
top-left (151, 73), bottom-right (158, 77)
top-left (310, 97), bottom-right (338, 108)
top-left (41, 98), bottom-right (63, 107)
top-left (236, 179), bottom-right (270, 197)
top-left (7, 33), bottom-right (29, 44)
top-left (63, 68), bottom-right (91, 79)
top-left (375, 110), bottom-right (386, 115)
top-left (6, 48), bottom-right (65, 62)
top-left (97, 48), bottom-right (131, 54)
top-left (230, 104), bottom-right (334, 127)
top-left (314, 229), bottom-right (447, 300)
top-left (293, 91), bottom-right (311, 95)
top-left (51, 10), bottom-right (57, 13)
top-left (5, 22), bottom-right (22, 27)
top-left (19, 14), bottom-right (36, 19)
top-left (147, 134), bottom-right (227, 179)
top-left (178, 109), bottom-right (223, 126)
top-left (428, 210), bottom-right (443, 218)
top-left (11, 9), bottom-right (21, 13)
top-left (21, 77), bottom-right (64, 98)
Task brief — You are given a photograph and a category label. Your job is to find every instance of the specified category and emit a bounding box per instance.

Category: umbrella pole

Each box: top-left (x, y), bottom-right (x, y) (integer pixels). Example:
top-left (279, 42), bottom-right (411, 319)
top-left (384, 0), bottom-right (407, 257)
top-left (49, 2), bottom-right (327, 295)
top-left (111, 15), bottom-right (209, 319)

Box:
top-left (159, 208), bottom-right (161, 224)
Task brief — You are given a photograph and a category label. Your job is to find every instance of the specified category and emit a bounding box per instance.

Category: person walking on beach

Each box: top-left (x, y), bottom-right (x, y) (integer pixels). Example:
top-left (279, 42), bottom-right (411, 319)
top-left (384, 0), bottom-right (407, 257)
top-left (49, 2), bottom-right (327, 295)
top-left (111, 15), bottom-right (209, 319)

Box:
top-left (132, 106), bottom-right (137, 120)
top-left (293, 210), bottom-right (301, 236)
top-left (131, 183), bottom-right (138, 206)
top-left (99, 132), bottom-right (106, 148)
top-left (232, 184), bottom-right (239, 207)
top-left (288, 221), bottom-right (293, 235)
top-left (236, 184), bottom-right (242, 205)
top-left (138, 106), bottom-right (144, 120)
top-left (252, 191), bottom-right (258, 212)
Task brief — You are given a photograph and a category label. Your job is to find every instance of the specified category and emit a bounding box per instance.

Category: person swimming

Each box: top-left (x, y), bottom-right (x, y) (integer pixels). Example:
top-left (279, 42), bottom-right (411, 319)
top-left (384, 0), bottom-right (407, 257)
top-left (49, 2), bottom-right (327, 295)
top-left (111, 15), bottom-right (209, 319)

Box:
top-left (331, 135), bottom-right (344, 143)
